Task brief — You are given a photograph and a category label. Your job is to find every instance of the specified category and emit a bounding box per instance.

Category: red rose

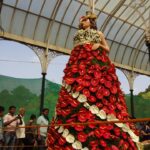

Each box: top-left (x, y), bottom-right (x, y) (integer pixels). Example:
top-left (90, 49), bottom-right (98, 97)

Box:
top-left (101, 55), bottom-right (108, 63)
top-left (79, 69), bottom-right (86, 75)
top-left (65, 77), bottom-right (75, 84)
top-left (48, 133), bottom-right (55, 144)
top-left (103, 132), bottom-right (111, 139)
top-left (92, 50), bottom-right (100, 56)
top-left (79, 64), bottom-right (86, 70)
top-left (77, 132), bottom-right (87, 142)
top-left (89, 86), bottom-right (98, 92)
top-left (66, 118), bottom-right (76, 123)
top-left (111, 145), bottom-right (119, 150)
top-left (94, 71), bottom-right (102, 79)
top-left (58, 136), bottom-right (66, 145)
top-left (96, 102), bottom-right (103, 108)
top-left (94, 129), bottom-right (102, 138)
top-left (122, 132), bottom-right (127, 139)
top-left (83, 88), bottom-right (90, 97)
top-left (60, 101), bottom-right (68, 108)
top-left (84, 74), bottom-right (92, 80)
top-left (114, 127), bottom-right (120, 136)
top-left (96, 90), bottom-right (103, 99)
top-left (88, 95), bottom-right (96, 103)
top-left (99, 77), bottom-right (105, 84)
top-left (90, 140), bottom-right (99, 147)
top-left (74, 125), bottom-right (85, 131)
top-left (102, 98), bottom-right (109, 105)
top-left (102, 88), bottom-right (110, 97)
top-left (76, 85), bottom-right (84, 91)
top-left (104, 81), bottom-right (112, 88)
top-left (70, 99), bottom-right (79, 107)
top-left (78, 113), bottom-right (87, 122)
top-left (91, 78), bottom-right (99, 86)
top-left (106, 75), bottom-right (113, 81)
top-left (110, 95), bottom-right (116, 103)
top-left (83, 80), bottom-right (91, 87)
top-left (100, 140), bottom-right (107, 147)
top-left (76, 77), bottom-right (83, 84)
top-left (64, 146), bottom-right (74, 150)
top-left (110, 86), bottom-right (118, 94)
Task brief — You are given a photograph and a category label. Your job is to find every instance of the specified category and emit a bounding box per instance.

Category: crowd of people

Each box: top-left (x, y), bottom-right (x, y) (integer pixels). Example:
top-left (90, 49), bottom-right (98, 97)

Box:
top-left (0, 105), bottom-right (49, 150)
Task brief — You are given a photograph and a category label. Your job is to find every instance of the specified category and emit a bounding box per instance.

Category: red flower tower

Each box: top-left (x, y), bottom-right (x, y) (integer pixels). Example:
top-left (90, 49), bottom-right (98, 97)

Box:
top-left (47, 11), bottom-right (140, 150)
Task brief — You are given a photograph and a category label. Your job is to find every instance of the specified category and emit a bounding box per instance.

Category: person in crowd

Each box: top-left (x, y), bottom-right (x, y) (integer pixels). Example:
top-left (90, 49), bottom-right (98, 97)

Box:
top-left (16, 108), bottom-right (26, 150)
top-left (3, 106), bottom-right (22, 150)
top-left (23, 114), bottom-right (37, 150)
top-left (0, 106), bottom-right (5, 150)
top-left (37, 108), bottom-right (49, 150)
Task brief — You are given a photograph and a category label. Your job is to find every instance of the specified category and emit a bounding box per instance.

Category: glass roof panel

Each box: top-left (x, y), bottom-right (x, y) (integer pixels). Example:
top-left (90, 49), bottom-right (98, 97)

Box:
top-left (41, 0), bottom-right (57, 18)
top-left (29, 0), bottom-right (44, 15)
top-left (72, 4), bottom-right (89, 28)
top-left (34, 18), bottom-right (49, 42)
top-left (95, 0), bottom-right (109, 10)
top-left (128, 49), bottom-right (136, 66)
top-left (103, 17), bottom-right (116, 36)
top-left (120, 7), bottom-right (134, 20)
top-left (134, 52), bottom-right (145, 69)
top-left (66, 28), bottom-right (77, 49)
top-left (122, 47), bottom-right (132, 65)
top-left (109, 42), bottom-right (118, 61)
top-left (56, 25), bottom-right (69, 47)
top-left (3, 0), bottom-right (17, 6)
top-left (49, 22), bottom-right (60, 45)
top-left (127, 11), bottom-right (142, 24)
top-left (115, 45), bottom-right (126, 63)
top-left (97, 12), bottom-right (108, 30)
top-left (63, 1), bottom-right (81, 25)
top-left (11, 10), bottom-right (26, 35)
top-left (103, 0), bottom-right (120, 13)
top-left (141, 54), bottom-right (149, 70)
top-left (122, 26), bottom-right (137, 45)
top-left (23, 14), bottom-right (38, 38)
top-left (115, 23), bottom-right (130, 42)
top-left (55, 0), bottom-right (71, 22)
top-left (16, 0), bottom-right (31, 11)
top-left (115, 5), bottom-right (126, 17)
top-left (1, 5), bottom-right (14, 32)
top-left (107, 20), bottom-right (123, 40)
top-left (128, 29), bottom-right (143, 47)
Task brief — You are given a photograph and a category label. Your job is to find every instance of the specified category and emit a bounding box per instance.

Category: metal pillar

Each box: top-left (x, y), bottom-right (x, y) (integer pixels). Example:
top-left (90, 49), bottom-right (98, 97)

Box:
top-left (40, 72), bottom-right (47, 113)
top-left (121, 69), bottom-right (138, 118)
top-left (28, 45), bottom-right (62, 114)
top-left (130, 89), bottom-right (135, 118)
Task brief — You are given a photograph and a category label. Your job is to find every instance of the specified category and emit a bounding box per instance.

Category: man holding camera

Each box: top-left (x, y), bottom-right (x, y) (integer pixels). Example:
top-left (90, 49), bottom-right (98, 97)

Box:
top-left (3, 106), bottom-right (22, 150)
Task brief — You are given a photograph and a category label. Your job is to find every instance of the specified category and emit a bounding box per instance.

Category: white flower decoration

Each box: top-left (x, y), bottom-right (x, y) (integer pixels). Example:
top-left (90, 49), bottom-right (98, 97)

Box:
top-left (72, 91), bottom-right (80, 98)
top-left (77, 94), bottom-right (87, 103)
top-left (72, 141), bottom-right (82, 149)
top-left (58, 126), bottom-right (64, 133)
top-left (107, 114), bottom-right (117, 121)
top-left (65, 83), bottom-right (69, 89)
top-left (128, 130), bottom-right (139, 142)
top-left (115, 122), bottom-right (124, 128)
top-left (66, 134), bottom-right (75, 143)
top-left (96, 110), bottom-right (106, 119)
top-left (122, 124), bottom-right (130, 132)
top-left (89, 105), bottom-right (99, 114)
top-left (54, 125), bottom-right (59, 129)
top-left (83, 102), bottom-right (90, 109)
top-left (62, 129), bottom-right (69, 138)
top-left (67, 85), bottom-right (71, 92)
top-left (62, 80), bottom-right (66, 87)
top-left (81, 147), bottom-right (89, 150)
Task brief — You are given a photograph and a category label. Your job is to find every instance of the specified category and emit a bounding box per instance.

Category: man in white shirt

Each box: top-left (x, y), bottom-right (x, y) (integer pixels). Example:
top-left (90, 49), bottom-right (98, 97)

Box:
top-left (16, 107), bottom-right (25, 150)
top-left (3, 106), bottom-right (21, 150)
top-left (37, 108), bottom-right (49, 150)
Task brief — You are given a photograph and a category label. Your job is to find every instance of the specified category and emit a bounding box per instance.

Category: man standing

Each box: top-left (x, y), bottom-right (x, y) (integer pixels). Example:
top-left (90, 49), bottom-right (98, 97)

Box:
top-left (16, 108), bottom-right (25, 150)
top-left (3, 106), bottom-right (21, 150)
top-left (0, 106), bottom-right (5, 150)
top-left (37, 108), bottom-right (49, 150)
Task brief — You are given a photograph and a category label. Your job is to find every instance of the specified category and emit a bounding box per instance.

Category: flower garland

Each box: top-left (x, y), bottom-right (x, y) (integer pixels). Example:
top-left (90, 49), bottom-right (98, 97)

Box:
top-left (57, 80), bottom-right (140, 149)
